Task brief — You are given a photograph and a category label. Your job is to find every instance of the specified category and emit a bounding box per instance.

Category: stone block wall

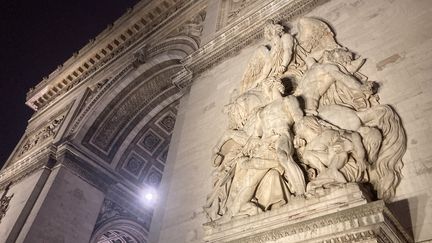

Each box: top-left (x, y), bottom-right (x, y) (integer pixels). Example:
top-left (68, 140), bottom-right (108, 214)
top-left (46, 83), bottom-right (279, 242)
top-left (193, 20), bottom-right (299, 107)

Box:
top-left (17, 166), bottom-right (104, 243)
top-left (307, 0), bottom-right (432, 241)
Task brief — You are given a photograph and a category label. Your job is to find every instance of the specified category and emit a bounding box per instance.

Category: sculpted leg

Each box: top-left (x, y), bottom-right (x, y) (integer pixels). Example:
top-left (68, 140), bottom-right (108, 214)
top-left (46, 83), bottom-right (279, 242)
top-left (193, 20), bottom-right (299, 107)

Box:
top-left (228, 170), bottom-right (266, 218)
top-left (275, 135), bottom-right (306, 195)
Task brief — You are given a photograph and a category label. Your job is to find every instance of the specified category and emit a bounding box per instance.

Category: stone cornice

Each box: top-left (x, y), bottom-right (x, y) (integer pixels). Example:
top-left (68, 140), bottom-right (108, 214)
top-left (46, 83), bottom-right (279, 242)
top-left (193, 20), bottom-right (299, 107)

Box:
top-left (55, 142), bottom-right (123, 191)
top-left (183, 0), bottom-right (327, 78)
top-left (0, 145), bottom-right (56, 189)
top-left (204, 183), bottom-right (412, 243)
top-left (206, 200), bottom-right (412, 243)
top-left (25, 0), bottom-right (206, 111)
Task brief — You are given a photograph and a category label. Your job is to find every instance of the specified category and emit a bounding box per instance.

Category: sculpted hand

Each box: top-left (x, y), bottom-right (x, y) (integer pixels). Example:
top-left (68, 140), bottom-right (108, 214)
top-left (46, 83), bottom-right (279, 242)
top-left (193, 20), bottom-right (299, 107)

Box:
top-left (294, 136), bottom-right (306, 148)
top-left (361, 81), bottom-right (375, 94)
top-left (244, 138), bottom-right (260, 154)
top-left (277, 65), bottom-right (287, 75)
top-left (357, 159), bottom-right (367, 172)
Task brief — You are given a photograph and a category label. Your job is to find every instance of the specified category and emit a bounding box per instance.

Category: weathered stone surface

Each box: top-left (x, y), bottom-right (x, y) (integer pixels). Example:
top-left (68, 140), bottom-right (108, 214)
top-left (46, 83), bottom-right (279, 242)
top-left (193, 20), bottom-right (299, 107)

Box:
top-left (153, 0), bottom-right (432, 242)
top-left (16, 166), bottom-right (104, 243)
top-left (204, 184), bottom-right (411, 243)
top-left (1, 0), bottom-right (431, 242)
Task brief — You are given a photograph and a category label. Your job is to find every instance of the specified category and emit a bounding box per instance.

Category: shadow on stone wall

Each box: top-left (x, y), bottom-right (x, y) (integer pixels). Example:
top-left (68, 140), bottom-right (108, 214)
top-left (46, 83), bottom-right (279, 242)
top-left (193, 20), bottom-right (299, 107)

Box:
top-left (388, 194), bottom-right (429, 241)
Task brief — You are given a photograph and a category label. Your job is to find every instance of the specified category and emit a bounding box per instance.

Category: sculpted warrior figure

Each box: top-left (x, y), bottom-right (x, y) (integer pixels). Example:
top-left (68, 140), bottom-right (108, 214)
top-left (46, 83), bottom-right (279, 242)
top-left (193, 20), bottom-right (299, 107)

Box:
top-left (293, 18), bottom-right (406, 200)
top-left (294, 115), bottom-right (368, 189)
top-left (205, 20), bottom-right (307, 220)
top-left (205, 17), bottom-right (407, 224)
top-left (205, 95), bottom-right (306, 221)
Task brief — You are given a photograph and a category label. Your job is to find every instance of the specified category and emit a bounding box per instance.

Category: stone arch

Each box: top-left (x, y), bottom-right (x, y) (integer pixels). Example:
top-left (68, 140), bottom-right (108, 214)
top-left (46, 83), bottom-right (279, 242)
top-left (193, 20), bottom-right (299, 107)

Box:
top-left (80, 62), bottom-right (182, 162)
top-left (72, 35), bottom-right (197, 169)
top-left (90, 218), bottom-right (148, 243)
top-left (146, 35), bottom-right (199, 58)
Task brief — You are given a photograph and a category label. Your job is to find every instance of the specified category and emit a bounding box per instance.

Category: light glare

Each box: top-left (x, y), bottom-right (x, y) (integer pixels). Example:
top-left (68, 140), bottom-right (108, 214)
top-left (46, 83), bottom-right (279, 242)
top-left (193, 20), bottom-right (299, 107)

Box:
top-left (145, 192), bottom-right (154, 201)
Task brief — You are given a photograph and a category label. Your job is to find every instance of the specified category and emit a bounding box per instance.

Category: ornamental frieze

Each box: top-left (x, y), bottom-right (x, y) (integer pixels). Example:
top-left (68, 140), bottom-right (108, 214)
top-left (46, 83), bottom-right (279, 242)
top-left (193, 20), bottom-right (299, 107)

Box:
top-left (17, 114), bottom-right (65, 158)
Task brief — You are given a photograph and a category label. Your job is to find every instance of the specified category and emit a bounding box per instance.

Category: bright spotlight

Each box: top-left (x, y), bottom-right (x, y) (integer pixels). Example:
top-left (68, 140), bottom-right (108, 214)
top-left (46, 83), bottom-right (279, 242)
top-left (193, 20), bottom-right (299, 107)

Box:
top-left (140, 187), bottom-right (157, 205)
top-left (145, 192), bottom-right (154, 201)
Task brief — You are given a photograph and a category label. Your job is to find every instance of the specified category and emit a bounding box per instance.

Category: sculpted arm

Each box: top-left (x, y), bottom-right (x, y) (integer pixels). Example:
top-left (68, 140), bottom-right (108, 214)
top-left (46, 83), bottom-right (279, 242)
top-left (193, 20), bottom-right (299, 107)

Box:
top-left (328, 67), bottom-right (363, 90)
top-left (279, 33), bottom-right (294, 73)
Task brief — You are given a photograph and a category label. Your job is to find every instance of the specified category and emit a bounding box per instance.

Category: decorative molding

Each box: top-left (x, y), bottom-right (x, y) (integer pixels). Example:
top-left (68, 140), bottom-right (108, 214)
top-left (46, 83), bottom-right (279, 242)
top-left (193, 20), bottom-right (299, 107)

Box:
top-left (138, 129), bottom-right (164, 156)
top-left (156, 111), bottom-right (177, 134)
top-left (123, 152), bottom-right (148, 179)
top-left (25, 0), bottom-right (203, 111)
top-left (81, 64), bottom-right (181, 162)
top-left (117, 100), bottom-right (179, 186)
top-left (0, 146), bottom-right (56, 189)
top-left (69, 63), bottom-right (135, 135)
top-left (90, 70), bottom-right (177, 151)
top-left (4, 102), bottom-right (72, 169)
top-left (205, 200), bottom-right (412, 243)
top-left (171, 66), bottom-right (193, 91)
top-left (56, 145), bottom-right (117, 192)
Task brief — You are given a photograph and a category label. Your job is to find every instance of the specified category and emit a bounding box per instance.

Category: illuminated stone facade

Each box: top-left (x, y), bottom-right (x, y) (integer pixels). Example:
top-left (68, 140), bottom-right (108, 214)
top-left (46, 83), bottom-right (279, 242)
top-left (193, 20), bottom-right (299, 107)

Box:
top-left (0, 0), bottom-right (431, 242)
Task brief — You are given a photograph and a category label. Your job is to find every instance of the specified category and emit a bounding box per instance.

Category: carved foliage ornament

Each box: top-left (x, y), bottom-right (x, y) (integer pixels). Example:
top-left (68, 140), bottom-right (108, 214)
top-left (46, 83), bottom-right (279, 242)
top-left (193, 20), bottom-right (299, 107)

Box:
top-left (205, 18), bottom-right (406, 223)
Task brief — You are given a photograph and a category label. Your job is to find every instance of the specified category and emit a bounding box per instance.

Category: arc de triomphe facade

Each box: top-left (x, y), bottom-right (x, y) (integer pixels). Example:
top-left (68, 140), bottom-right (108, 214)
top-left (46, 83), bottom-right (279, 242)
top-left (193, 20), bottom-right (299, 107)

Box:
top-left (1, 0), bottom-right (431, 242)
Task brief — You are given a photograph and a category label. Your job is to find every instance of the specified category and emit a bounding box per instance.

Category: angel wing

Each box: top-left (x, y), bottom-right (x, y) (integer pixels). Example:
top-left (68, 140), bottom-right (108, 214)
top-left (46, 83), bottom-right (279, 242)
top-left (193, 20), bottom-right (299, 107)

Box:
top-left (297, 17), bottom-right (340, 57)
top-left (240, 47), bottom-right (267, 93)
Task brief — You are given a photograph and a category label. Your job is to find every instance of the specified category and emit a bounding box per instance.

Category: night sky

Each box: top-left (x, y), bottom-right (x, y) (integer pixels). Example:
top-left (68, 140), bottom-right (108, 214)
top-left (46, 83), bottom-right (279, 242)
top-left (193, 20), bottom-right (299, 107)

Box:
top-left (0, 0), bottom-right (140, 167)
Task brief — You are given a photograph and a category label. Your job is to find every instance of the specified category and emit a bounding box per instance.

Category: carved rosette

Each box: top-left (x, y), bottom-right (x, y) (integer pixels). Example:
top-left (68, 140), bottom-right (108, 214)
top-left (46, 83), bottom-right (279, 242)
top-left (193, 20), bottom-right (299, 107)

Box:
top-left (205, 17), bottom-right (407, 228)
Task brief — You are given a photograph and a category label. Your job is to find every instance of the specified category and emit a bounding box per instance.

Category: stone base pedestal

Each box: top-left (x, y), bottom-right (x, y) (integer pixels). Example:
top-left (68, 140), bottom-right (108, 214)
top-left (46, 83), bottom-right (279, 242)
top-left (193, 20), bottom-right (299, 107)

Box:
top-left (203, 183), bottom-right (413, 243)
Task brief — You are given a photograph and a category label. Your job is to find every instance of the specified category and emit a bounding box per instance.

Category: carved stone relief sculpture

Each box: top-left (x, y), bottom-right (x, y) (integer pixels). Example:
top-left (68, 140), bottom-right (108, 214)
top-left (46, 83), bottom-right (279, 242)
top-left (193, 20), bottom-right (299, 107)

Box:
top-left (204, 18), bottom-right (406, 223)
top-left (0, 182), bottom-right (14, 223)
top-left (18, 114), bottom-right (65, 157)
top-left (177, 10), bottom-right (207, 42)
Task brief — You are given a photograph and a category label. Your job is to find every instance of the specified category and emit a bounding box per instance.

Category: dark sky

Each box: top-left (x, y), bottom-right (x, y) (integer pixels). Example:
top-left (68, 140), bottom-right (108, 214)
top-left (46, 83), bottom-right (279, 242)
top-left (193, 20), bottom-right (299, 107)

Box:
top-left (0, 0), bottom-right (140, 167)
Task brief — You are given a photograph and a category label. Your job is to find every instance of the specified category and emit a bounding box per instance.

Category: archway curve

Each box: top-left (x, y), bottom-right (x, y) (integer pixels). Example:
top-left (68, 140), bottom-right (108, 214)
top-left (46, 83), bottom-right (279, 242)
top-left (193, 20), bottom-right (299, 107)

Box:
top-left (90, 218), bottom-right (148, 243)
top-left (146, 35), bottom-right (199, 59)
top-left (74, 34), bottom-right (199, 165)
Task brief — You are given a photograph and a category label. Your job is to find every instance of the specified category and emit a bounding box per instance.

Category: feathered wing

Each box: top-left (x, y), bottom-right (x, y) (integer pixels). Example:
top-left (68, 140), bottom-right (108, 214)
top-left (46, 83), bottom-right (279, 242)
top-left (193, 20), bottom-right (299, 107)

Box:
top-left (240, 49), bottom-right (266, 93)
top-left (297, 17), bottom-right (340, 54)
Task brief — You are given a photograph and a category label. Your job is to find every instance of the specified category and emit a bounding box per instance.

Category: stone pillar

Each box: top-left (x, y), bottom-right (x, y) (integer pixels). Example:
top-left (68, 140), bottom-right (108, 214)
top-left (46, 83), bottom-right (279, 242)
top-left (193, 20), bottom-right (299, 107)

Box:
top-left (0, 168), bottom-right (49, 243)
top-left (8, 165), bottom-right (104, 243)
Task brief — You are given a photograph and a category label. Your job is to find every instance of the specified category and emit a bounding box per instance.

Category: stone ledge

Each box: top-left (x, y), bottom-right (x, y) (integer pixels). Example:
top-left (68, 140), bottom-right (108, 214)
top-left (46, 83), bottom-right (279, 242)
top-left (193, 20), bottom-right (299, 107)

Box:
top-left (204, 184), bottom-right (412, 243)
